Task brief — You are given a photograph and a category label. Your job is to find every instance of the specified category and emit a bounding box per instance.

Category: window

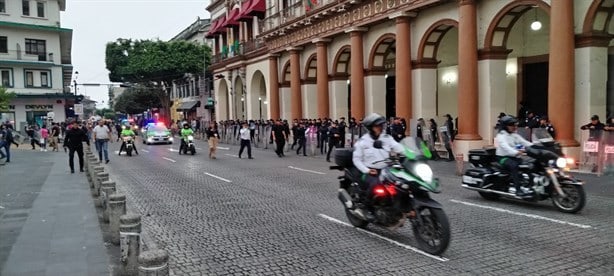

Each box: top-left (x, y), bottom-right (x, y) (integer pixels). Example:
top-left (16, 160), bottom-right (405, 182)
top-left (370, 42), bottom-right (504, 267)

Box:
top-left (26, 71), bottom-right (33, 87)
top-left (1, 69), bottom-right (12, 87)
top-left (40, 71), bottom-right (48, 87)
top-left (36, 1), bottom-right (44, 17)
top-left (25, 39), bottom-right (46, 60)
top-left (0, 0), bottom-right (6, 13)
top-left (0, 36), bottom-right (7, 53)
top-left (22, 0), bottom-right (29, 16)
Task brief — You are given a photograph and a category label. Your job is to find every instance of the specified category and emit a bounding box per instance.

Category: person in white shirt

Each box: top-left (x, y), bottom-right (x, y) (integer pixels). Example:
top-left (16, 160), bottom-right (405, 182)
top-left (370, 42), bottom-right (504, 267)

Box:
top-left (238, 122), bottom-right (253, 159)
top-left (93, 120), bottom-right (112, 164)
top-left (495, 116), bottom-right (533, 197)
top-left (352, 113), bottom-right (405, 218)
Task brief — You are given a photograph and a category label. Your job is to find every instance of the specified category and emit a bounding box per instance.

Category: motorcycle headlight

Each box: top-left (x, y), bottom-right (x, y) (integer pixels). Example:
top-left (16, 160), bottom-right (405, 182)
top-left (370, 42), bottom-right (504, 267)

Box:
top-left (556, 157), bottom-right (567, 169)
top-left (414, 163), bottom-right (433, 183)
top-left (187, 135), bottom-right (194, 141)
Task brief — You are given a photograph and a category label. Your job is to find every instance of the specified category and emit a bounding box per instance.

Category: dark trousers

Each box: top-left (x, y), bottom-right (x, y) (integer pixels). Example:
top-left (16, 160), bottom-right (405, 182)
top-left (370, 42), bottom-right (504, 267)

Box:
top-left (68, 146), bottom-right (84, 171)
top-left (501, 157), bottom-right (522, 190)
top-left (291, 136), bottom-right (298, 149)
top-left (239, 139), bottom-right (252, 158)
top-left (319, 137), bottom-right (327, 154)
top-left (326, 141), bottom-right (339, 161)
top-left (275, 139), bottom-right (285, 156)
top-left (30, 138), bottom-right (41, 149)
top-left (339, 133), bottom-right (346, 148)
top-left (363, 173), bottom-right (381, 203)
top-left (296, 138), bottom-right (306, 155)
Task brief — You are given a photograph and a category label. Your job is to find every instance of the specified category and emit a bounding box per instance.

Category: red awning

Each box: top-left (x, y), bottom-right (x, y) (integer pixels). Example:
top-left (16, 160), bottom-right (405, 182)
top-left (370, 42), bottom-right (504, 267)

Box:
top-left (205, 19), bottom-right (220, 38)
top-left (225, 8), bottom-right (241, 27)
top-left (241, 0), bottom-right (265, 20)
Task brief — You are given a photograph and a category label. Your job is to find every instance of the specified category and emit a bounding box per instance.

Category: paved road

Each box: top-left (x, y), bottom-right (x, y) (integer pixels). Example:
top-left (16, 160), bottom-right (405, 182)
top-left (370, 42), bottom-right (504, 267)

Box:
top-left (104, 139), bottom-right (614, 275)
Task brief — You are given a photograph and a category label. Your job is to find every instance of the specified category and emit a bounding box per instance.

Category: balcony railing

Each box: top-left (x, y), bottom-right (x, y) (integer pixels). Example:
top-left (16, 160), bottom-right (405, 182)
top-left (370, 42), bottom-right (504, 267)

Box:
top-left (261, 0), bottom-right (338, 33)
top-left (0, 50), bottom-right (54, 62)
top-left (211, 38), bottom-right (265, 64)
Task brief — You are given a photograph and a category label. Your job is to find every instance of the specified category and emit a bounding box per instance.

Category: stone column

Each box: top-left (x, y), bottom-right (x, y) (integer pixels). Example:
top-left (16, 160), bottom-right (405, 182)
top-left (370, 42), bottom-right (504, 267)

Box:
top-left (548, 0), bottom-right (577, 146)
top-left (269, 55), bottom-right (280, 120)
top-left (456, 0), bottom-right (481, 141)
top-left (412, 59), bottom-right (439, 120)
top-left (315, 39), bottom-right (331, 118)
top-left (289, 48), bottom-right (303, 120)
top-left (348, 28), bottom-right (367, 120)
top-left (393, 14), bottom-right (413, 133)
top-left (574, 34), bottom-right (611, 140)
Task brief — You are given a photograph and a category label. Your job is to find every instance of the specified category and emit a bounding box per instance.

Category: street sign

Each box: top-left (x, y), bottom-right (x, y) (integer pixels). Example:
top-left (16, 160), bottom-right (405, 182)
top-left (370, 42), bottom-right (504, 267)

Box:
top-left (74, 104), bottom-right (84, 115)
top-left (47, 112), bottom-right (55, 119)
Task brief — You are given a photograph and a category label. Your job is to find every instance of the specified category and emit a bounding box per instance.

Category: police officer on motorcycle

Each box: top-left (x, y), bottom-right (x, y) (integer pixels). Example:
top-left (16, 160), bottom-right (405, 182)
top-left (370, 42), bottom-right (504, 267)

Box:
top-left (179, 123), bottom-right (194, 154)
top-left (495, 116), bottom-right (533, 197)
top-left (352, 113), bottom-right (405, 218)
top-left (118, 125), bottom-right (139, 156)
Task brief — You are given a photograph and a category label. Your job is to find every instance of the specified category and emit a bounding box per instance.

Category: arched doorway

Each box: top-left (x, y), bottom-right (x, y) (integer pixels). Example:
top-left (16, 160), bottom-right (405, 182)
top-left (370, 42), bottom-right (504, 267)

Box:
top-left (369, 34), bottom-right (396, 119)
top-left (417, 19), bottom-right (459, 121)
top-left (332, 46), bottom-right (351, 120)
top-left (280, 60), bottom-right (292, 120)
top-left (233, 76), bottom-right (245, 119)
top-left (217, 79), bottom-right (229, 120)
top-left (484, 1), bottom-right (551, 118)
top-left (250, 70), bottom-right (268, 120)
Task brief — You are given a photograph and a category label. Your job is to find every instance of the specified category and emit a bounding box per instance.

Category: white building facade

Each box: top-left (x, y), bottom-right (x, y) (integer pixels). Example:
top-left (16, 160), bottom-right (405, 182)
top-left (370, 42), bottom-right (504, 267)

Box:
top-left (0, 0), bottom-right (74, 129)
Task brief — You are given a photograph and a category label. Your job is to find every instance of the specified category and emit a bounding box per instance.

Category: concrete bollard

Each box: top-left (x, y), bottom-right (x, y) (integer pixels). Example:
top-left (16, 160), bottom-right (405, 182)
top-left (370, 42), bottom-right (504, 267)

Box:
top-left (100, 181), bottom-right (117, 221)
top-left (138, 249), bottom-right (169, 276)
top-left (88, 163), bottom-right (102, 185)
top-left (93, 172), bottom-right (109, 197)
top-left (120, 214), bottom-right (142, 276)
top-left (455, 153), bottom-right (465, 176)
top-left (108, 194), bottom-right (127, 245)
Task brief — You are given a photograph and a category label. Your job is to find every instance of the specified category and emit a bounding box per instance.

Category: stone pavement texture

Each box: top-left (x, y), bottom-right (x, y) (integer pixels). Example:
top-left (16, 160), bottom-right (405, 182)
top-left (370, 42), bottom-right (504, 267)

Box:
top-left (104, 138), bottom-right (614, 275)
top-left (0, 149), bottom-right (110, 276)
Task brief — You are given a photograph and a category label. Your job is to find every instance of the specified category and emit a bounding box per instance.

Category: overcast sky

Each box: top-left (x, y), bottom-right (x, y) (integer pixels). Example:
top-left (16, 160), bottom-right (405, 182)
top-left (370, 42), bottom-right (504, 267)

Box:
top-left (60, 0), bottom-right (210, 108)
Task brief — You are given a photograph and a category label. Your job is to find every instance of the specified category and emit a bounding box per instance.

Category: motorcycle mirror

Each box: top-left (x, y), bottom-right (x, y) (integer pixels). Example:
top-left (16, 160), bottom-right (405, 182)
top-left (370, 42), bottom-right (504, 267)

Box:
top-left (374, 140), bottom-right (383, 149)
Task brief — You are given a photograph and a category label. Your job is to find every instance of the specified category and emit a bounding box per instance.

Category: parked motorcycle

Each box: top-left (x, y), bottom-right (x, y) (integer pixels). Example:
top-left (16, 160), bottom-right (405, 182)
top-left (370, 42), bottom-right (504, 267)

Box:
top-left (179, 135), bottom-right (196, 155)
top-left (462, 129), bottom-right (586, 213)
top-left (123, 136), bottom-right (135, 157)
top-left (331, 137), bottom-right (450, 255)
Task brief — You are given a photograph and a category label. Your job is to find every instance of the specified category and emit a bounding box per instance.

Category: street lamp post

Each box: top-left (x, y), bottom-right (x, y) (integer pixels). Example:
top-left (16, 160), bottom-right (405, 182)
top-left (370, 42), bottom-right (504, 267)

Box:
top-left (258, 97), bottom-right (262, 120)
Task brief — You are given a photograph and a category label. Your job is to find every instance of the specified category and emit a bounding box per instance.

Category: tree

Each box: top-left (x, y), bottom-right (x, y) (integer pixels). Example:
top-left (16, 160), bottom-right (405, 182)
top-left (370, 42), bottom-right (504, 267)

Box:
top-left (113, 86), bottom-right (164, 115)
top-left (105, 39), bottom-right (211, 122)
top-left (0, 86), bottom-right (15, 111)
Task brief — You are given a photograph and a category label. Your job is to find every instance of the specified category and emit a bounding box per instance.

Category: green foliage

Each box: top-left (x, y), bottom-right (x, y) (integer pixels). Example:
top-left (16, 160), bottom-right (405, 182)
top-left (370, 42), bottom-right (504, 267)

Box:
top-left (105, 39), bottom-right (211, 84)
top-left (0, 86), bottom-right (15, 111)
top-left (103, 112), bottom-right (116, 120)
top-left (96, 108), bottom-right (114, 117)
top-left (113, 86), bottom-right (164, 115)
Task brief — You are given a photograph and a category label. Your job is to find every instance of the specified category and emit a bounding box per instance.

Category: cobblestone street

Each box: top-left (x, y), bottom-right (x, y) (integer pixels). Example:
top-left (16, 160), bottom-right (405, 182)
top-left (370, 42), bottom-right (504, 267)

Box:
top-left (104, 140), bottom-right (614, 275)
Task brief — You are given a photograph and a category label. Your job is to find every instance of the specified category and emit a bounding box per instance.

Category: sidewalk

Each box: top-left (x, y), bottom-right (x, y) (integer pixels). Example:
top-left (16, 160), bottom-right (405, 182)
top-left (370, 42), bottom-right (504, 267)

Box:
top-left (0, 149), bottom-right (110, 276)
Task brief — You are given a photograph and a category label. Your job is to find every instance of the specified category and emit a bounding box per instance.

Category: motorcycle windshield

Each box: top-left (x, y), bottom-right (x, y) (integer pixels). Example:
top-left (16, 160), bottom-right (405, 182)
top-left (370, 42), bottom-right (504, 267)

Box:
top-left (532, 128), bottom-right (555, 143)
top-left (399, 137), bottom-right (431, 160)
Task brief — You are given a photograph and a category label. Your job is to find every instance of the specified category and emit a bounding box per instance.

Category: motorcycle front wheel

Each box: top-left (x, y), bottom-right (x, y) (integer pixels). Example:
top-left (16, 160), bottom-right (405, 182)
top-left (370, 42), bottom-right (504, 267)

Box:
top-left (344, 208), bottom-right (368, 229)
top-left (412, 208), bottom-right (450, 255)
top-left (552, 184), bottom-right (586, 213)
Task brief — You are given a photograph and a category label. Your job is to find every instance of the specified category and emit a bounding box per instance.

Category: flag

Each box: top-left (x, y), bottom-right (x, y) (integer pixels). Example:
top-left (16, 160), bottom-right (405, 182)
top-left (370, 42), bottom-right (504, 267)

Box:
top-left (305, 0), bottom-right (318, 12)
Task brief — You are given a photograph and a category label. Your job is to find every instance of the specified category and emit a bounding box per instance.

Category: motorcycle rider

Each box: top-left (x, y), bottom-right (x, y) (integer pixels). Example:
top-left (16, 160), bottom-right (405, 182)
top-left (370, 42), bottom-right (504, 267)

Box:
top-left (352, 113), bottom-right (405, 219)
top-left (118, 125), bottom-right (138, 156)
top-left (179, 123), bottom-right (194, 154)
top-left (495, 115), bottom-right (533, 197)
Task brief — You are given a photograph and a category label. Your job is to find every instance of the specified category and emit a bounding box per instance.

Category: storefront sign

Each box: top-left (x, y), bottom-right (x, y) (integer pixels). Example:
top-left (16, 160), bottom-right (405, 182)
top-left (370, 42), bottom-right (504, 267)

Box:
top-left (25, 104), bottom-right (53, 110)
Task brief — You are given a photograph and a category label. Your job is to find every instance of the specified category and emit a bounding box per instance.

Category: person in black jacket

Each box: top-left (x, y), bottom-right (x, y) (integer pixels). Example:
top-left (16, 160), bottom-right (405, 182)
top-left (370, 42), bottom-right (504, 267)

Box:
top-left (272, 120), bottom-right (287, 157)
top-left (64, 121), bottom-right (90, 173)
top-left (295, 122), bottom-right (307, 156)
top-left (326, 122), bottom-right (341, 162)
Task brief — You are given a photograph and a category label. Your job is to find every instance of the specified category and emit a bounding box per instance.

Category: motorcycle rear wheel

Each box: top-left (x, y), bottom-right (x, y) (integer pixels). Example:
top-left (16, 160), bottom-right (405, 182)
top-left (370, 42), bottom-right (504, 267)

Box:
top-left (127, 148), bottom-right (132, 156)
top-left (344, 208), bottom-right (368, 229)
top-left (552, 184), bottom-right (586, 213)
top-left (412, 208), bottom-right (450, 255)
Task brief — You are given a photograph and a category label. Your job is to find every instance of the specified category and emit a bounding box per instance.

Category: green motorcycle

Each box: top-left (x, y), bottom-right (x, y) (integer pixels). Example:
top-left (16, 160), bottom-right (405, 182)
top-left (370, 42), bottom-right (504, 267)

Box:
top-left (331, 137), bottom-right (450, 255)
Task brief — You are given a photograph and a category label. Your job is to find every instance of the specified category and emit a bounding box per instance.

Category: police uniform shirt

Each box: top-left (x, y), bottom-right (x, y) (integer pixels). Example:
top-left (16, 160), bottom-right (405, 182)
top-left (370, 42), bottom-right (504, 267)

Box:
top-left (352, 134), bottom-right (405, 174)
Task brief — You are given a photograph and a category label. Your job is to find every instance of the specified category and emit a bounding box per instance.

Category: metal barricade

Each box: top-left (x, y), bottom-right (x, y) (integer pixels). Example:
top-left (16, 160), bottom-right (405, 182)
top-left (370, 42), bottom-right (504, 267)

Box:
top-left (602, 131), bottom-right (614, 176)
top-left (307, 128), bottom-right (318, 156)
top-left (517, 127), bottom-right (532, 142)
top-left (438, 126), bottom-right (454, 160)
top-left (579, 130), bottom-right (603, 174)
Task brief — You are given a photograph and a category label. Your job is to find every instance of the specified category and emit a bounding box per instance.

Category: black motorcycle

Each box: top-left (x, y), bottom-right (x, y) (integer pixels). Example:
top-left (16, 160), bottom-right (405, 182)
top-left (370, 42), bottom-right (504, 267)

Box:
top-left (462, 129), bottom-right (586, 213)
top-left (179, 135), bottom-right (196, 155)
top-left (123, 136), bottom-right (135, 157)
top-left (331, 138), bottom-right (450, 255)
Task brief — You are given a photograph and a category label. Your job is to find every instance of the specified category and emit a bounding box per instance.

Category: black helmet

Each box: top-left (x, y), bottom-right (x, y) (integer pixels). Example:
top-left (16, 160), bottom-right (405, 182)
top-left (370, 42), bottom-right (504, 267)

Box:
top-left (362, 113), bottom-right (387, 133)
top-left (183, 123), bottom-right (190, 128)
top-left (500, 115), bottom-right (518, 127)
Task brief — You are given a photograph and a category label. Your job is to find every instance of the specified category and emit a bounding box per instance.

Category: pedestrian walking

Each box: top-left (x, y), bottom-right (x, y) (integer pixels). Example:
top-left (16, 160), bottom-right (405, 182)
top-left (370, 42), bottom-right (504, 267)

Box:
top-left (93, 120), bottom-right (112, 164)
top-left (26, 125), bottom-right (41, 150)
top-left (326, 122), bottom-right (341, 162)
top-left (272, 120), bottom-right (287, 157)
top-left (206, 123), bottom-right (219, 159)
top-left (50, 123), bottom-right (60, 151)
top-left (295, 123), bottom-right (307, 156)
top-left (40, 125), bottom-right (49, 151)
top-left (238, 122), bottom-right (253, 159)
top-left (0, 124), bottom-right (16, 164)
top-left (63, 120), bottom-right (90, 173)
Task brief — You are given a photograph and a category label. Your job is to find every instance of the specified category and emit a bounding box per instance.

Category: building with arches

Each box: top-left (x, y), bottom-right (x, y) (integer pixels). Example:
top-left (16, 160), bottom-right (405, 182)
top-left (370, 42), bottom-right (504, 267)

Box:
top-left (206, 0), bottom-right (613, 156)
